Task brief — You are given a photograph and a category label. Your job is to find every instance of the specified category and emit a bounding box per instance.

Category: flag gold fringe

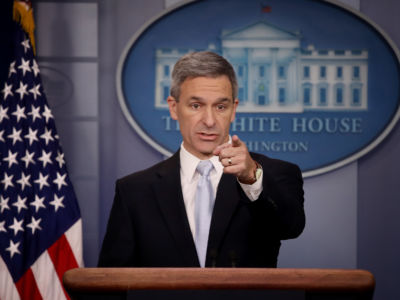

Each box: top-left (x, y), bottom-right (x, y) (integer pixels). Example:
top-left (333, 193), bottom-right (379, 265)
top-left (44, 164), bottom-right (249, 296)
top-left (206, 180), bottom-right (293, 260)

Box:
top-left (13, 1), bottom-right (36, 55)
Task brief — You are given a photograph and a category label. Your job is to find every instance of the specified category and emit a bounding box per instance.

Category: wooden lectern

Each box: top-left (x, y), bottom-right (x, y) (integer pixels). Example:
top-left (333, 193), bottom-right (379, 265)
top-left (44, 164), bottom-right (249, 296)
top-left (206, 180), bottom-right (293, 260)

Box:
top-left (63, 268), bottom-right (375, 300)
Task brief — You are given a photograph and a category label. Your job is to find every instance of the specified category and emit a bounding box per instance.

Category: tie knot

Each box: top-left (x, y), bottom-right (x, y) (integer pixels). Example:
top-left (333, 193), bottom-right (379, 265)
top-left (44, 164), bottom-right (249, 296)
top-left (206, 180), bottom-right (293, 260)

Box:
top-left (197, 160), bottom-right (213, 176)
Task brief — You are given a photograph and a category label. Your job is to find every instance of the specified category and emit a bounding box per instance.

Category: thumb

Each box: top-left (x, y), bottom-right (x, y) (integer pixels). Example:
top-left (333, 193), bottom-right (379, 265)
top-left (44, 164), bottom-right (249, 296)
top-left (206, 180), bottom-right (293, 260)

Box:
top-left (232, 135), bottom-right (242, 147)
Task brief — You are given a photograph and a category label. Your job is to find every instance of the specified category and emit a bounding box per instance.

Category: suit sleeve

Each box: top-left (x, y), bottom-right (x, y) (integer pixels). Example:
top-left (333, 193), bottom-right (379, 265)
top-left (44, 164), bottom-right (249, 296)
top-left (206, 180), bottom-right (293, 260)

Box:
top-left (98, 180), bottom-right (136, 267)
top-left (257, 156), bottom-right (305, 240)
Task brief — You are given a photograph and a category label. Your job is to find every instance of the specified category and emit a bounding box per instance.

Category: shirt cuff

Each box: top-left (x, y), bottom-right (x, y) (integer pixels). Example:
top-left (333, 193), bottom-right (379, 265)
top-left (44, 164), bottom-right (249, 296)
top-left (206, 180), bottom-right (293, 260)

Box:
top-left (238, 170), bottom-right (263, 201)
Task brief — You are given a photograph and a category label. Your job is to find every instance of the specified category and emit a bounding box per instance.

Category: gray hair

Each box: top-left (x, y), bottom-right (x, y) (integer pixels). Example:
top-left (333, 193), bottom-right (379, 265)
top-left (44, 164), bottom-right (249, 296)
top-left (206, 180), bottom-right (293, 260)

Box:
top-left (170, 51), bottom-right (238, 101)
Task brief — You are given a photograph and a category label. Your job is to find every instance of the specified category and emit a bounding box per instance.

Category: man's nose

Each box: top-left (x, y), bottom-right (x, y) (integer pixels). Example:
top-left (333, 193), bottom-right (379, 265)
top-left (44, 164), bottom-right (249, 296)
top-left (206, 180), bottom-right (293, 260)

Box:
top-left (202, 107), bottom-right (216, 127)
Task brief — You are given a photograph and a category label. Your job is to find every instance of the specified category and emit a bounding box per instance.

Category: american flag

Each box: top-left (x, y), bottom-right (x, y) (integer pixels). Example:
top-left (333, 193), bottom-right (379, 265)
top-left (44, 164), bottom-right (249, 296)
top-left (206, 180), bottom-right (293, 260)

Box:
top-left (0, 3), bottom-right (83, 300)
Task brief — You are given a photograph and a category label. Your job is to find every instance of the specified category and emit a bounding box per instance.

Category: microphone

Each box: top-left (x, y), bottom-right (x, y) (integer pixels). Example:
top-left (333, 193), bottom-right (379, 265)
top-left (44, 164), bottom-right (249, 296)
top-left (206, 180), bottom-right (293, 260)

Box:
top-left (208, 249), bottom-right (218, 267)
top-left (229, 250), bottom-right (238, 268)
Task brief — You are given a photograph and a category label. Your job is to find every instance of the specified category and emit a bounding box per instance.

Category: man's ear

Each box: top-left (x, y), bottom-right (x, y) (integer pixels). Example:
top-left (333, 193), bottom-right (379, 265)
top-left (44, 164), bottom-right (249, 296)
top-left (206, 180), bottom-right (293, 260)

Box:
top-left (167, 96), bottom-right (178, 120)
top-left (230, 98), bottom-right (239, 122)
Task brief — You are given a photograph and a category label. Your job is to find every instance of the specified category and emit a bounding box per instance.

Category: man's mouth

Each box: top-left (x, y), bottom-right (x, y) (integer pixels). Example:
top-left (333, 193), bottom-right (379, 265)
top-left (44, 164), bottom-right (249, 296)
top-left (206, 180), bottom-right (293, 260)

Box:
top-left (197, 132), bottom-right (218, 141)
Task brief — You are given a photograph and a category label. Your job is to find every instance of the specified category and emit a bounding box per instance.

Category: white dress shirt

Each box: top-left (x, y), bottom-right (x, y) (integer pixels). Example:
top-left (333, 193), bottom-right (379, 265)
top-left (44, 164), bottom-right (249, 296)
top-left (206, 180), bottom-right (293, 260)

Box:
top-left (179, 144), bottom-right (263, 237)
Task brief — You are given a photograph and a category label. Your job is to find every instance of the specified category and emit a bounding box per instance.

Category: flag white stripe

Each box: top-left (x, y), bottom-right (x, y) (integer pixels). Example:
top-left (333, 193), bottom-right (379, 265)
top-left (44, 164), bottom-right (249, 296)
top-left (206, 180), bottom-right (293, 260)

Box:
top-left (30, 250), bottom-right (67, 300)
top-left (0, 256), bottom-right (21, 300)
top-left (65, 219), bottom-right (84, 267)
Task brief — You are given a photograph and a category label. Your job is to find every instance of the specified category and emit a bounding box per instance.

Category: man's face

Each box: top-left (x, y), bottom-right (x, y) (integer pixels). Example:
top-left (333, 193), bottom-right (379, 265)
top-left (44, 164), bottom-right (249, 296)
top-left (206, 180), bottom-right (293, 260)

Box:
top-left (168, 76), bottom-right (238, 160)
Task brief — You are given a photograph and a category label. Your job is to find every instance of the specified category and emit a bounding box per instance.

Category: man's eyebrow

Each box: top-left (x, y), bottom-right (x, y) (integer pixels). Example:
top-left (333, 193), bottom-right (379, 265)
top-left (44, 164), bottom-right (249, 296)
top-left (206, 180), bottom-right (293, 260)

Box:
top-left (189, 96), bottom-right (204, 102)
top-left (189, 96), bottom-right (231, 102)
top-left (187, 96), bottom-right (233, 104)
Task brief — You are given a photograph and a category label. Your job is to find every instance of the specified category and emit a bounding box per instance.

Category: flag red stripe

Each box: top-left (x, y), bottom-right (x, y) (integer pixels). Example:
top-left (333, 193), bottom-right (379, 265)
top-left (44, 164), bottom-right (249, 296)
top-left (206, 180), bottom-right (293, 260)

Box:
top-left (47, 234), bottom-right (79, 300)
top-left (15, 268), bottom-right (42, 300)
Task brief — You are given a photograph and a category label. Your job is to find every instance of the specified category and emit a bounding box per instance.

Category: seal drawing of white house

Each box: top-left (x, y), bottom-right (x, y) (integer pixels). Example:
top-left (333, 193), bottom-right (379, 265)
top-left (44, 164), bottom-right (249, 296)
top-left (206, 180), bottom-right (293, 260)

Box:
top-left (154, 21), bottom-right (368, 113)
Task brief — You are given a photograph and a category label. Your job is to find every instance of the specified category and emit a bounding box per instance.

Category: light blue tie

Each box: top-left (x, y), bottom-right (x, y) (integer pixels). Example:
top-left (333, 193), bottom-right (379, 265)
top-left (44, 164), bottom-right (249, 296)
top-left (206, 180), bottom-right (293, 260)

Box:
top-left (195, 160), bottom-right (214, 267)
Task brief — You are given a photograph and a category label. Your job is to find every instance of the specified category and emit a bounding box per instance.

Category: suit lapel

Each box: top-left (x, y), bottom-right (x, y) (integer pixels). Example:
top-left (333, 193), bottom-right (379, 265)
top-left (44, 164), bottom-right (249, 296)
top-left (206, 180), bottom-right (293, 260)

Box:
top-left (207, 173), bottom-right (241, 262)
top-left (152, 151), bottom-right (200, 266)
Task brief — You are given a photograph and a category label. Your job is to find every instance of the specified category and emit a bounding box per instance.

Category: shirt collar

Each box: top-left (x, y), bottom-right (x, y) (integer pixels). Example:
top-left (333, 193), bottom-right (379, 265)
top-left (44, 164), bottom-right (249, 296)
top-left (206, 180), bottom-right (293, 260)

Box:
top-left (180, 143), bottom-right (224, 181)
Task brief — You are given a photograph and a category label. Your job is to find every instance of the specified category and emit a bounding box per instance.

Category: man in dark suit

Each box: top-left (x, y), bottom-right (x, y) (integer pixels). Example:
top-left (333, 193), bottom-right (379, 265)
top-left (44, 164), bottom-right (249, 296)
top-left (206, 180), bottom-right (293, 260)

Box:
top-left (98, 51), bottom-right (305, 268)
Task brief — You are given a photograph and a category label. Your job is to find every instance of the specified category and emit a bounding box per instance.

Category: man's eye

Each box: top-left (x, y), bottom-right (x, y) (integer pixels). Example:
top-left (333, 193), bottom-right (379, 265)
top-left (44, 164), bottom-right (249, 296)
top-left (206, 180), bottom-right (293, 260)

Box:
top-left (191, 103), bottom-right (201, 109)
top-left (216, 104), bottom-right (226, 110)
